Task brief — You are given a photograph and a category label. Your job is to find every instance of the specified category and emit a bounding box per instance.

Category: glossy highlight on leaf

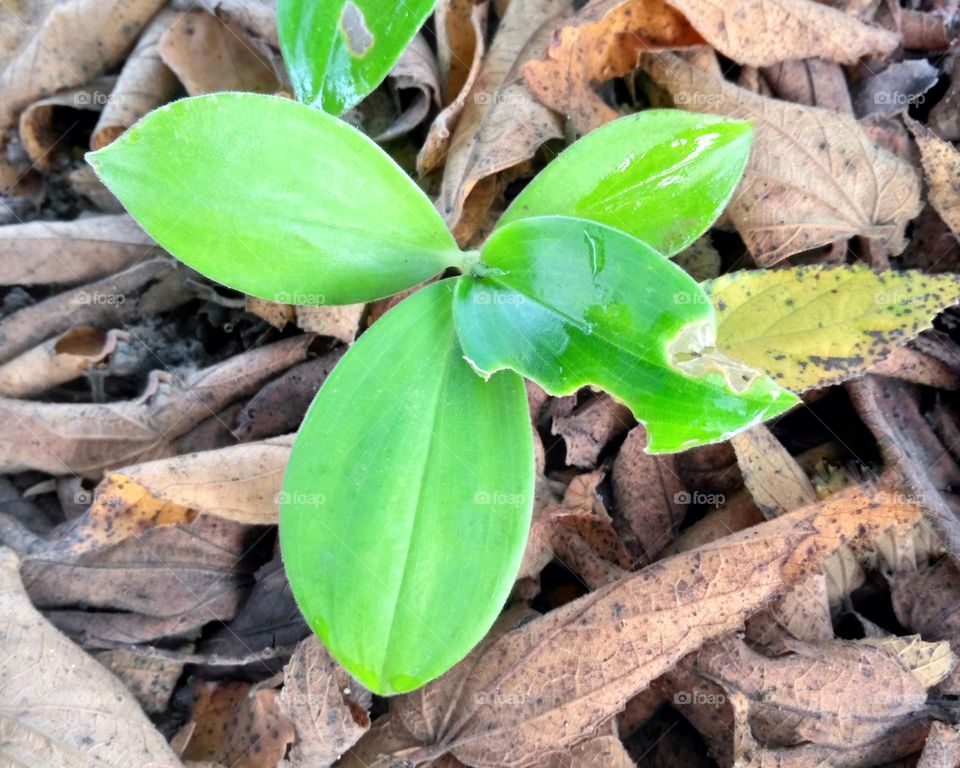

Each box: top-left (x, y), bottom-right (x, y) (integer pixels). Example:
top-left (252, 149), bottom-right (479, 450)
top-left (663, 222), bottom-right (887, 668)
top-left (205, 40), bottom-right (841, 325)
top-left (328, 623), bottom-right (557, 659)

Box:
top-left (498, 111), bottom-right (753, 256)
top-left (87, 93), bottom-right (459, 305)
top-left (279, 0), bottom-right (438, 114)
top-left (280, 280), bottom-right (534, 695)
top-left (454, 216), bottom-right (798, 452)
top-left (705, 265), bottom-right (960, 391)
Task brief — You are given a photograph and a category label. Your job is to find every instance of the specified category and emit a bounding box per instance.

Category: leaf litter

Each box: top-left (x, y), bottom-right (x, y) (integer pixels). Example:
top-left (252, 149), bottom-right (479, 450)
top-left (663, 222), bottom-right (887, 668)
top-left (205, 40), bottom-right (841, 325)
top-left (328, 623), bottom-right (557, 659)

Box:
top-left (2, 0), bottom-right (960, 766)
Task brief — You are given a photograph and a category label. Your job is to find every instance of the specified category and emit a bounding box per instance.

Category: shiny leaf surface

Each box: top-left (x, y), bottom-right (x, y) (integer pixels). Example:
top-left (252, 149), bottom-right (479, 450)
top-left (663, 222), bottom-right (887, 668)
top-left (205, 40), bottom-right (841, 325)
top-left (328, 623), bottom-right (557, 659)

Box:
top-left (279, 0), bottom-right (437, 114)
top-left (498, 111), bottom-right (753, 256)
top-left (88, 93), bottom-right (459, 305)
top-left (280, 280), bottom-right (534, 695)
top-left (454, 216), bottom-right (798, 452)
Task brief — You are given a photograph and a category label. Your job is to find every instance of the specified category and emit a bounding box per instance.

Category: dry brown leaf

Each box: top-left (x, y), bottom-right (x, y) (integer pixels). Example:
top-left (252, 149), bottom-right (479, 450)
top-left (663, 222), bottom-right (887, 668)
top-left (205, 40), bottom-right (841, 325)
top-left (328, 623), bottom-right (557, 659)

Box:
top-left (96, 647), bottom-right (185, 714)
top-left (611, 425), bottom-right (685, 563)
top-left (180, 681), bottom-right (295, 768)
top-left (118, 436), bottom-right (293, 524)
top-left (294, 303), bottom-right (365, 344)
top-left (0, 215), bottom-right (155, 286)
top-left (278, 635), bottom-right (372, 767)
top-left (0, 0), bottom-right (167, 185)
top-left (666, 490), bottom-right (764, 555)
top-left (159, 9), bottom-right (281, 95)
top-left (0, 546), bottom-right (185, 767)
top-left (439, 0), bottom-right (569, 241)
top-left (918, 721), bottom-right (960, 768)
top-left (907, 116), bottom-right (960, 237)
top-left (0, 335), bottom-right (312, 477)
top-left (550, 392), bottom-right (633, 468)
top-left (92, 9), bottom-right (180, 150)
top-left (644, 53), bottom-right (922, 264)
top-left (0, 326), bottom-right (126, 398)
top-left (374, 484), bottom-right (919, 767)
top-left (761, 58), bottom-right (852, 112)
top-left (870, 343), bottom-right (960, 389)
top-left (731, 425), bottom-right (818, 518)
top-left (418, 0), bottom-right (488, 174)
top-left (664, 0), bottom-right (897, 68)
top-left (376, 33), bottom-right (441, 142)
top-left (523, 0), bottom-right (704, 132)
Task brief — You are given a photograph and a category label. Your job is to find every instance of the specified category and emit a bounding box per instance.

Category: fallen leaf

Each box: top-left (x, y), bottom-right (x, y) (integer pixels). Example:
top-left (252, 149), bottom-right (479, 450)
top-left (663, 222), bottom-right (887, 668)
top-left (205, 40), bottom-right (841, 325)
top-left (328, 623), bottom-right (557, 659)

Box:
top-left (731, 424), bottom-right (817, 518)
top-left (644, 53), bottom-right (922, 264)
top-left (907, 116), bottom-right (960, 238)
top-left (0, 214), bottom-right (155, 286)
top-left (918, 721), bottom-right (960, 768)
top-left (375, 33), bottom-right (441, 142)
top-left (278, 635), bottom-right (372, 767)
top-left (439, 0), bottom-right (569, 241)
top-left (523, 0), bottom-right (704, 132)
top-left (854, 60), bottom-right (938, 117)
top-left (0, 546), bottom-right (185, 767)
top-left (92, 9), bottom-right (180, 149)
top-left (180, 680), bottom-right (295, 768)
top-left (706, 265), bottom-right (960, 391)
top-left (158, 10), bottom-right (281, 95)
top-left (377, 483), bottom-right (919, 767)
top-left (761, 58), bottom-right (852, 111)
top-left (96, 647), bottom-right (185, 714)
top-left (294, 303), bottom-right (365, 344)
top-left (550, 392), bottom-right (634, 469)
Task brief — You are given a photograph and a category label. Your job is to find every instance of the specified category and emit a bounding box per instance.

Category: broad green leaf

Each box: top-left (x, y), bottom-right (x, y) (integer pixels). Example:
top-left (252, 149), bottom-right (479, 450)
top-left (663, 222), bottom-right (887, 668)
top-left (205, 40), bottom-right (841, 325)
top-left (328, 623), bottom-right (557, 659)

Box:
top-left (705, 266), bottom-right (960, 391)
top-left (279, 0), bottom-right (437, 114)
top-left (498, 111), bottom-right (753, 256)
top-left (454, 216), bottom-right (798, 453)
top-left (87, 93), bottom-right (459, 305)
top-left (280, 279), bottom-right (534, 695)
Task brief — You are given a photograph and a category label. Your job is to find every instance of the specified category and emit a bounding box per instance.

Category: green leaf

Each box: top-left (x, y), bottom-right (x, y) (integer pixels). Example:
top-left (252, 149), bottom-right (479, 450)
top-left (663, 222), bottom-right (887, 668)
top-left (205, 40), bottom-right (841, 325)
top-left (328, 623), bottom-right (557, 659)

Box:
top-left (705, 266), bottom-right (960, 391)
top-left (454, 216), bottom-right (798, 453)
top-left (87, 93), bottom-right (459, 305)
top-left (498, 111), bottom-right (753, 256)
top-left (279, 0), bottom-right (437, 114)
top-left (280, 279), bottom-right (534, 695)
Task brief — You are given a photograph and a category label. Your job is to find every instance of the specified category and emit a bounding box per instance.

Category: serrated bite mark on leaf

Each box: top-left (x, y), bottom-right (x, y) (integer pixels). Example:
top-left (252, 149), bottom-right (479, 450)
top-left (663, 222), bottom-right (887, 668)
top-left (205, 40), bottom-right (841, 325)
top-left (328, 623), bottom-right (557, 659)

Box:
top-left (340, 2), bottom-right (374, 57)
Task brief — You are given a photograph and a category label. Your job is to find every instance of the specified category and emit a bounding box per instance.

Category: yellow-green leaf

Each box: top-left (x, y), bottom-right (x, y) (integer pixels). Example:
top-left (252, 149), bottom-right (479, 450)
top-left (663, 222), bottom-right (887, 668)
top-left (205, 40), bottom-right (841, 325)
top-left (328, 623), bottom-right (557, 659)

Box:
top-left (705, 266), bottom-right (960, 391)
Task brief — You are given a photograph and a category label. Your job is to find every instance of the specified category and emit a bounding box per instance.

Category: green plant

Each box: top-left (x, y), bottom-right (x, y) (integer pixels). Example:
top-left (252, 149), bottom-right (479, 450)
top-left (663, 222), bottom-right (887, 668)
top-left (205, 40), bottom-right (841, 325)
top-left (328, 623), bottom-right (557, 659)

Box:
top-left (88, 97), bottom-right (801, 694)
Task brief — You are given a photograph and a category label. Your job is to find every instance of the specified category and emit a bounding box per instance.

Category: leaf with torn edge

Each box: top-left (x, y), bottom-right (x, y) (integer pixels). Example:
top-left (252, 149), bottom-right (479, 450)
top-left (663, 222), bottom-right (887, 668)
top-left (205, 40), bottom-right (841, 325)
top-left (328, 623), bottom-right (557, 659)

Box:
top-left (454, 216), bottom-right (798, 453)
top-left (705, 265), bottom-right (960, 391)
top-left (906, 116), bottom-right (960, 238)
top-left (88, 93), bottom-right (460, 304)
top-left (643, 53), bottom-right (922, 264)
top-left (278, 0), bottom-right (437, 115)
top-left (281, 279), bottom-right (534, 695)
top-left (498, 110), bottom-right (753, 256)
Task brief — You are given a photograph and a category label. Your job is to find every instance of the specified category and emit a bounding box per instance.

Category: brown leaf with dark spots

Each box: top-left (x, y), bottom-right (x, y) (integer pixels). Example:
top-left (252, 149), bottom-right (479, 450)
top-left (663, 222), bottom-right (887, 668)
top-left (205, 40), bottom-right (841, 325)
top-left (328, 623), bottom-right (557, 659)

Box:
top-left (96, 647), bottom-right (185, 714)
top-left (278, 635), bottom-right (371, 767)
top-left (918, 721), bottom-right (960, 768)
top-left (907, 116), bottom-right (960, 237)
top-left (731, 425), bottom-right (818, 519)
top-left (550, 391), bottom-right (633, 468)
top-left (644, 53), bottom-right (922, 264)
top-left (180, 680), bottom-right (295, 768)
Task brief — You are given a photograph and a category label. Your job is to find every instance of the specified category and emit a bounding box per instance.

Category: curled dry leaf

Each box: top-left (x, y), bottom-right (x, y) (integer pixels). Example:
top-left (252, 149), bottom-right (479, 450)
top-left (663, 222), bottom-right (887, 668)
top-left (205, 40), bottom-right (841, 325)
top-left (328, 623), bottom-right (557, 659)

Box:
top-left (158, 9), bottom-right (282, 96)
top-left (373, 483), bottom-right (919, 767)
top-left (523, 0), bottom-right (704, 132)
top-left (0, 0), bottom-right (167, 185)
top-left (180, 680), bottom-right (295, 768)
top-left (731, 424), bottom-right (817, 518)
top-left (644, 53), bottom-right (922, 264)
top-left (417, 0), bottom-right (488, 174)
top-left (0, 326), bottom-right (126, 398)
top-left (92, 9), bottom-right (180, 150)
top-left (439, 0), bottom-right (569, 241)
top-left (0, 546), bottom-right (185, 767)
top-left (907, 116), bottom-right (960, 237)
top-left (919, 721), bottom-right (960, 768)
top-left (294, 303), bottom-right (365, 344)
top-left (376, 33), bottom-right (441, 143)
top-left (279, 635), bottom-right (372, 767)
top-left (855, 60), bottom-right (938, 118)
top-left (550, 392), bottom-right (633, 469)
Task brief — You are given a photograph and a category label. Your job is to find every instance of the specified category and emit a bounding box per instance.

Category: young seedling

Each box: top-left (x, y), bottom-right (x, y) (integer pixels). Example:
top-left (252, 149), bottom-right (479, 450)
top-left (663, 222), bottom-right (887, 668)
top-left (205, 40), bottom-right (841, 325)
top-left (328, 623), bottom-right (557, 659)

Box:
top-left (87, 96), bottom-right (799, 695)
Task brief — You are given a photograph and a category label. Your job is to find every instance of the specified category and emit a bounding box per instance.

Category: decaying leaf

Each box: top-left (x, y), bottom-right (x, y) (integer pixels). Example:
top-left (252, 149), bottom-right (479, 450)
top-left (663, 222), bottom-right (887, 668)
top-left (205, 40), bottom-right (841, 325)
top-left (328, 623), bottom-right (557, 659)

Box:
top-left (907, 116), bottom-right (960, 238)
top-left (279, 635), bottom-right (372, 767)
top-left (96, 647), bottom-right (185, 714)
top-left (294, 303), bottom-right (365, 344)
top-left (705, 266), bottom-right (960, 391)
top-left (550, 392), bottom-right (633, 469)
top-left (918, 721), bottom-right (960, 768)
top-left (0, 546), bottom-right (185, 767)
top-left (359, 483), bottom-right (921, 767)
top-left (376, 33), bottom-right (441, 142)
top-left (731, 424), bottom-right (817, 517)
top-left (179, 680), bottom-right (295, 768)
top-left (644, 53), bottom-right (922, 264)
top-left (523, 0), bottom-right (704, 132)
